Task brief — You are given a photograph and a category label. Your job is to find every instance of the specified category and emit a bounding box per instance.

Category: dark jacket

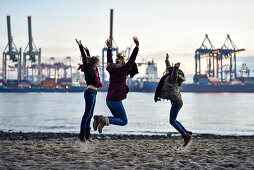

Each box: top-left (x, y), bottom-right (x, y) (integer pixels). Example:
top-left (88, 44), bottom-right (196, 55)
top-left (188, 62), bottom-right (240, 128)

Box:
top-left (106, 47), bottom-right (139, 101)
top-left (154, 65), bottom-right (185, 107)
top-left (78, 45), bottom-right (100, 87)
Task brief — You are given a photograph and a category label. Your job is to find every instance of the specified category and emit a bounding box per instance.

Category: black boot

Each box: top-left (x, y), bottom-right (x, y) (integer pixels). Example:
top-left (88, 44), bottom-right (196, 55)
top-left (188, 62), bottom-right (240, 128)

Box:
top-left (186, 130), bottom-right (192, 136)
top-left (84, 128), bottom-right (91, 140)
top-left (78, 127), bottom-right (85, 142)
top-left (183, 133), bottom-right (192, 147)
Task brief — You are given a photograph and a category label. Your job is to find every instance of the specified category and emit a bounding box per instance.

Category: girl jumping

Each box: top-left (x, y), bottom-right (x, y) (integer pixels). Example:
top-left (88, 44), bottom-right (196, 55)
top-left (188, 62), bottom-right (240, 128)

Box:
top-left (93, 37), bottom-right (139, 133)
top-left (76, 39), bottom-right (102, 141)
top-left (154, 54), bottom-right (192, 147)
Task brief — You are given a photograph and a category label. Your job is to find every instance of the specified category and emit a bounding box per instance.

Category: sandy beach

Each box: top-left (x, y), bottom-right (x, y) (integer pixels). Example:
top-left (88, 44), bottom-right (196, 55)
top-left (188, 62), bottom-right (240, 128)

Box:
top-left (0, 132), bottom-right (254, 169)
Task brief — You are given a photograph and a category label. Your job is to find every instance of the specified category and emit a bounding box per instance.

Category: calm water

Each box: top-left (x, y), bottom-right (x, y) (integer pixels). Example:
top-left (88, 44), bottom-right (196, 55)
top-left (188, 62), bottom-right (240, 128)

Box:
top-left (0, 92), bottom-right (254, 135)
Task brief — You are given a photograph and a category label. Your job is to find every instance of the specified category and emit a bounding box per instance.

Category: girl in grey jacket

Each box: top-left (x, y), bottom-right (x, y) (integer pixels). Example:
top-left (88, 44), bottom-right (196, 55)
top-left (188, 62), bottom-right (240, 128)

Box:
top-left (154, 55), bottom-right (192, 147)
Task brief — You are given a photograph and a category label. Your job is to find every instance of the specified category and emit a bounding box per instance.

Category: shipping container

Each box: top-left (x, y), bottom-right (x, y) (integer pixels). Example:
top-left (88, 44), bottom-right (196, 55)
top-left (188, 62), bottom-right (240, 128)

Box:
top-left (61, 77), bottom-right (72, 82)
top-left (199, 78), bottom-right (209, 84)
top-left (242, 77), bottom-right (254, 85)
top-left (6, 80), bottom-right (18, 87)
top-left (42, 78), bottom-right (55, 88)
top-left (60, 77), bottom-right (72, 88)
top-left (229, 80), bottom-right (242, 85)
top-left (18, 80), bottom-right (31, 88)
top-left (208, 77), bottom-right (220, 85)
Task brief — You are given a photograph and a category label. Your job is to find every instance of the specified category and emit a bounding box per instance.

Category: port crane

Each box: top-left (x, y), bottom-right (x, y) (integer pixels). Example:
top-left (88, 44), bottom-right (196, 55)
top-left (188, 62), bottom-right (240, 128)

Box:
top-left (23, 16), bottom-right (41, 84)
top-left (194, 34), bottom-right (245, 83)
top-left (2, 16), bottom-right (22, 82)
top-left (219, 34), bottom-right (245, 81)
top-left (194, 34), bottom-right (218, 83)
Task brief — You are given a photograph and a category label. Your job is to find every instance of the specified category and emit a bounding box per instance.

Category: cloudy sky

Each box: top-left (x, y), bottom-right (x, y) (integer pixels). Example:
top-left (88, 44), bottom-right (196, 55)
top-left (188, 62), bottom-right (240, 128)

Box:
top-left (1, 0), bottom-right (254, 79)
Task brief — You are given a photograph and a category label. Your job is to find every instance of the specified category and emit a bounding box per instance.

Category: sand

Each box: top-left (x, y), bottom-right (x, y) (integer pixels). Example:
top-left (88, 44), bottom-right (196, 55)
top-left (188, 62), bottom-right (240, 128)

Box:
top-left (0, 132), bottom-right (254, 169)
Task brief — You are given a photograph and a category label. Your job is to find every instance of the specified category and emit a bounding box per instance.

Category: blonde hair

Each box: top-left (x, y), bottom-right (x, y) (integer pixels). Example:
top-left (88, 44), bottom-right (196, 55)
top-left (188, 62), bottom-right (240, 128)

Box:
top-left (115, 52), bottom-right (125, 65)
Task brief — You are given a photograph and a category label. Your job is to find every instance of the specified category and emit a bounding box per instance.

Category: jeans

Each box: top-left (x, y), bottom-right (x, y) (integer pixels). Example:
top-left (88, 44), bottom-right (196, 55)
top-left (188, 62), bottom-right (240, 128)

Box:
top-left (169, 103), bottom-right (187, 136)
top-left (106, 100), bottom-right (128, 126)
top-left (81, 88), bottom-right (97, 129)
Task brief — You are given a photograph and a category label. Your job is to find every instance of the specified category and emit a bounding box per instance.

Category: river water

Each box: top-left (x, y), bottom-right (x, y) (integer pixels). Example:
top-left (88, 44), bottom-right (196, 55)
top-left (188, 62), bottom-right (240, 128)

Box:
top-left (0, 92), bottom-right (253, 135)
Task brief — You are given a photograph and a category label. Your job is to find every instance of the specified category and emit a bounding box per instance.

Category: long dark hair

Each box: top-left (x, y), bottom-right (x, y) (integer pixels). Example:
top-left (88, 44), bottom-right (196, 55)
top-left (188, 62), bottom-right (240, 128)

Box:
top-left (87, 56), bottom-right (99, 66)
top-left (164, 67), bottom-right (185, 77)
top-left (178, 69), bottom-right (185, 77)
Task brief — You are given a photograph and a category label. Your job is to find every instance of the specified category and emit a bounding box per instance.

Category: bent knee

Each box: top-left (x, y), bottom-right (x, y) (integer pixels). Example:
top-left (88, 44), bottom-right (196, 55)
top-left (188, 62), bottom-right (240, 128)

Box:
top-left (122, 119), bottom-right (128, 126)
top-left (169, 119), bottom-right (176, 125)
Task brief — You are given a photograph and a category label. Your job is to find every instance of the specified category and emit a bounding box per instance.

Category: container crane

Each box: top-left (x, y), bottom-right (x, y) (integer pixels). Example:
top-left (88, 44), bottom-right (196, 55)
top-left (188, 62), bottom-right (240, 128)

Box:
top-left (194, 34), bottom-right (218, 83)
top-left (2, 16), bottom-right (22, 81)
top-left (63, 56), bottom-right (72, 79)
top-left (194, 34), bottom-right (245, 83)
top-left (218, 34), bottom-right (245, 81)
top-left (23, 16), bottom-right (42, 83)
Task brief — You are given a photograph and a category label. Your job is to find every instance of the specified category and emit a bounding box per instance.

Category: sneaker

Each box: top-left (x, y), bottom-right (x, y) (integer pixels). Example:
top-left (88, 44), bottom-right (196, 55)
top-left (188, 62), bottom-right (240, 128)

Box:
top-left (93, 115), bottom-right (102, 131)
top-left (84, 128), bottom-right (91, 140)
top-left (183, 133), bottom-right (191, 147)
top-left (98, 116), bottom-right (106, 133)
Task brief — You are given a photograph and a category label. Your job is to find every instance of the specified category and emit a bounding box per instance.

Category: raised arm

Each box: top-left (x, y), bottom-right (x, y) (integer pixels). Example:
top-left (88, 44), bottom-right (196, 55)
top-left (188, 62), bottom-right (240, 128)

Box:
top-left (84, 47), bottom-right (90, 57)
top-left (165, 53), bottom-right (171, 67)
top-left (170, 62), bottom-right (180, 83)
top-left (76, 39), bottom-right (88, 67)
top-left (107, 49), bottom-right (113, 64)
top-left (121, 37), bottom-right (139, 72)
top-left (106, 39), bottom-right (113, 64)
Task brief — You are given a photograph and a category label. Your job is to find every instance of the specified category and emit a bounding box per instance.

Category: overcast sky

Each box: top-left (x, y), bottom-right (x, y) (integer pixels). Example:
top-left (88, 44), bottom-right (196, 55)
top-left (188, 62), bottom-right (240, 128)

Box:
top-left (1, 0), bottom-right (254, 78)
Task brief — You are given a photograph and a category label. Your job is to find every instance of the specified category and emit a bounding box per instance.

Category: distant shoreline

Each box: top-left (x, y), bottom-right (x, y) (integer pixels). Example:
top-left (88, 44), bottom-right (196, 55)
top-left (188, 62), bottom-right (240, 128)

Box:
top-left (1, 131), bottom-right (254, 140)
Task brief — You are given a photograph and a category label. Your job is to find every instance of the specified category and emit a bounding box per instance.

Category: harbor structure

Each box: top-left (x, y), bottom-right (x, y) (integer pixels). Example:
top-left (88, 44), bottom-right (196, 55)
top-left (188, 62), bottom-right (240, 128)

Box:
top-left (2, 16), bottom-right (22, 82)
top-left (22, 16), bottom-right (41, 84)
top-left (1, 13), bottom-right (253, 92)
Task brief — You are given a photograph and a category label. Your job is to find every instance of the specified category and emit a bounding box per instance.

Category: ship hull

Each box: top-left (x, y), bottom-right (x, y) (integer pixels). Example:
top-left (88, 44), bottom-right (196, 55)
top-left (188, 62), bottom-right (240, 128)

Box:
top-left (180, 84), bottom-right (254, 93)
top-left (0, 86), bottom-right (86, 92)
top-left (141, 81), bottom-right (158, 92)
top-left (1, 83), bottom-right (254, 93)
top-left (138, 81), bottom-right (254, 93)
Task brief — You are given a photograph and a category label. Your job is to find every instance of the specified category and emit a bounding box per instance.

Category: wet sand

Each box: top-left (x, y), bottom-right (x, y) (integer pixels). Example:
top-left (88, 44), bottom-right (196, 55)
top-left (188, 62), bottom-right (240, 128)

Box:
top-left (0, 132), bottom-right (254, 169)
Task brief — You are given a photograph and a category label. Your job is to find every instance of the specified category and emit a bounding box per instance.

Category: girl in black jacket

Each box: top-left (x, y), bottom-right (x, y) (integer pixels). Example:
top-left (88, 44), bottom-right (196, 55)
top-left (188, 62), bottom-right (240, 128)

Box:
top-left (76, 39), bottom-right (102, 141)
